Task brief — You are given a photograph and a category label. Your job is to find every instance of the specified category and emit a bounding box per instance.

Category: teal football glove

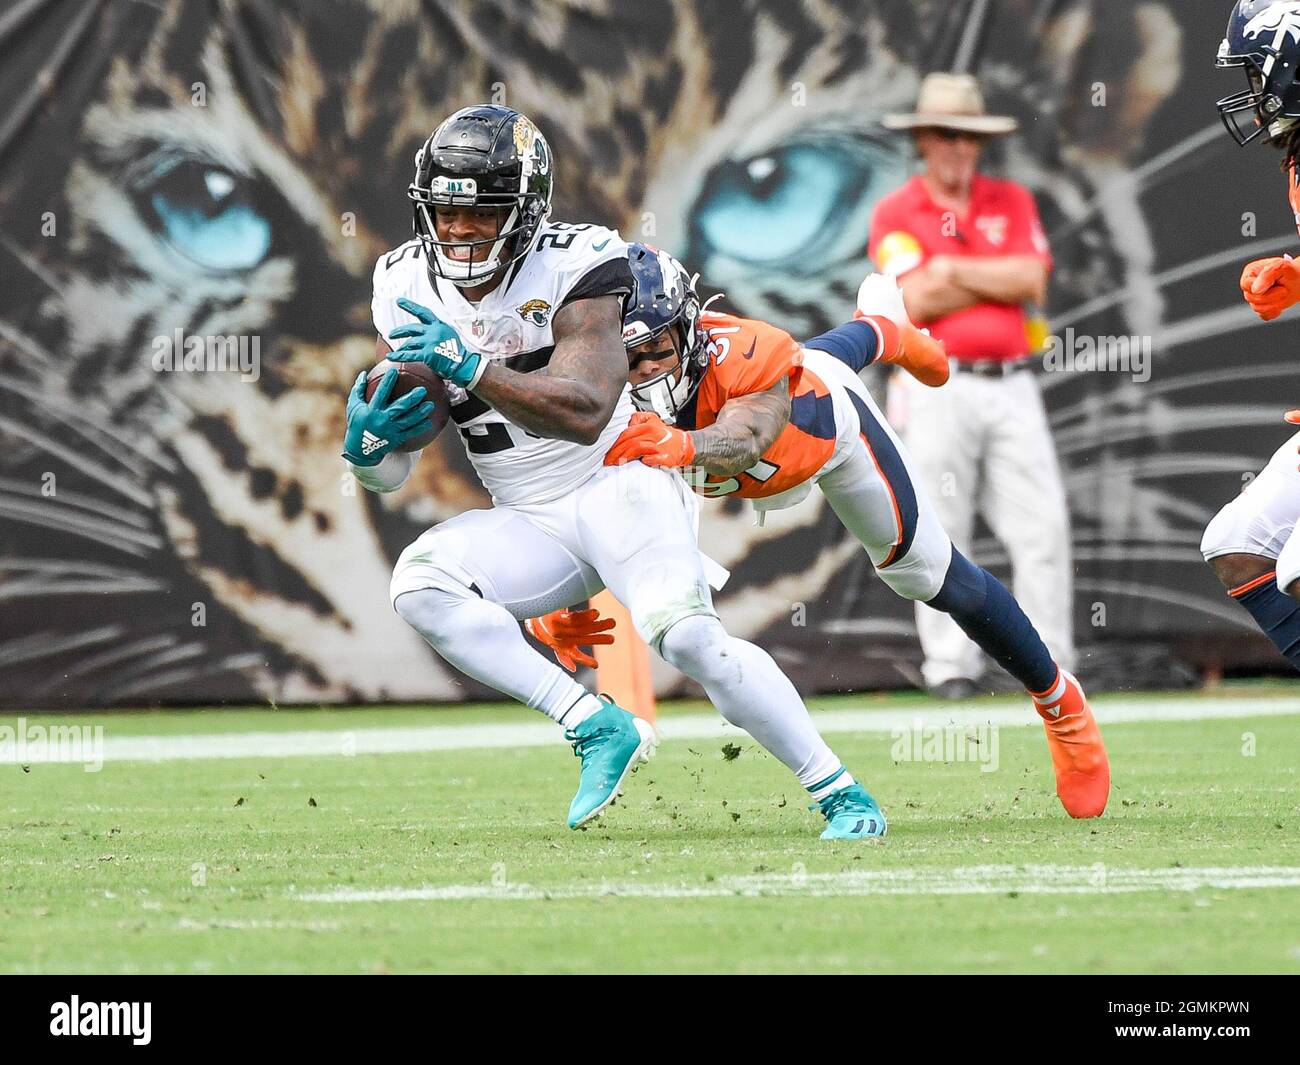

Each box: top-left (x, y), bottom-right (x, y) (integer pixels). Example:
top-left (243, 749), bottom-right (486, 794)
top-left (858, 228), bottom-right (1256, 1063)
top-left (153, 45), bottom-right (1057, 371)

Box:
top-left (342, 368), bottom-right (434, 467)
top-left (387, 297), bottom-right (485, 389)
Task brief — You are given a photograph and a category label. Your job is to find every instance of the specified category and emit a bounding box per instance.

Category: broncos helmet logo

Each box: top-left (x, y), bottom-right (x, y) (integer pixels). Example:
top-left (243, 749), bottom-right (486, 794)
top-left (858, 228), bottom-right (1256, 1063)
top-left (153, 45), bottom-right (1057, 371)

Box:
top-left (1244, 2), bottom-right (1300, 43)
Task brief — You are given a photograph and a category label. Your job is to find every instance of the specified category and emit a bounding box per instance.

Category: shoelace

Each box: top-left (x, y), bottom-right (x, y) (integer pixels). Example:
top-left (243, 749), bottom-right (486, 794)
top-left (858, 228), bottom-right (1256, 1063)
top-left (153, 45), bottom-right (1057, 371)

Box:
top-left (816, 789), bottom-right (868, 819)
top-left (565, 724), bottom-right (613, 762)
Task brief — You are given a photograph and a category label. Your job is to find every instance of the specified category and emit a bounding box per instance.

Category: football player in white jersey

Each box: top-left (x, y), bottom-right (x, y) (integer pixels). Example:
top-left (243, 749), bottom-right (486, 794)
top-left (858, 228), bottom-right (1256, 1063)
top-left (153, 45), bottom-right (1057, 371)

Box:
top-left (344, 105), bottom-right (883, 838)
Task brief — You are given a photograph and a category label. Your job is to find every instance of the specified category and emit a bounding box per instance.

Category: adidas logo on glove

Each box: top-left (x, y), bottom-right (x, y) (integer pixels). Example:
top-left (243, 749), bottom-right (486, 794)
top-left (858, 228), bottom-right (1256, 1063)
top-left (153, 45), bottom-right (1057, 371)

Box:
top-left (434, 338), bottom-right (462, 363)
top-left (361, 430), bottom-right (389, 456)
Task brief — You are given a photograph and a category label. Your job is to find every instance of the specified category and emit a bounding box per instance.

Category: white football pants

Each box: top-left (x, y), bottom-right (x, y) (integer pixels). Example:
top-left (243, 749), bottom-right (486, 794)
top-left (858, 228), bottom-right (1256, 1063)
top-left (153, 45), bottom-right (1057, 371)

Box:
top-left (1202, 428), bottom-right (1300, 592)
top-left (888, 367), bottom-right (1075, 687)
top-left (390, 460), bottom-right (846, 791)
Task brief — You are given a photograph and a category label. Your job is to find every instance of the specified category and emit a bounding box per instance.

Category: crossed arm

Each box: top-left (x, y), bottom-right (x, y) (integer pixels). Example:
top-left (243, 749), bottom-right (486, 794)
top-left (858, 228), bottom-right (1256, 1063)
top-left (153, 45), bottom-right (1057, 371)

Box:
top-left (900, 254), bottom-right (1048, 324)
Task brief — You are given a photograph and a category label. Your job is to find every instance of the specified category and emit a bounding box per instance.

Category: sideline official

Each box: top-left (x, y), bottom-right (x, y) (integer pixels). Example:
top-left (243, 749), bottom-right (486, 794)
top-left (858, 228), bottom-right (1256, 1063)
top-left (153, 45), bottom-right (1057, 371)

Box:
top-left (870, 73), bottom-right (1074, 699)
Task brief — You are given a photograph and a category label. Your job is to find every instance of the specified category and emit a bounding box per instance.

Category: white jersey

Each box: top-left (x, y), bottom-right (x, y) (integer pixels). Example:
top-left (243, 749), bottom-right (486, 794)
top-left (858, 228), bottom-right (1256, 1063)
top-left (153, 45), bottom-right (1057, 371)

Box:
top-left (371, 221), bottom-right (635, 506)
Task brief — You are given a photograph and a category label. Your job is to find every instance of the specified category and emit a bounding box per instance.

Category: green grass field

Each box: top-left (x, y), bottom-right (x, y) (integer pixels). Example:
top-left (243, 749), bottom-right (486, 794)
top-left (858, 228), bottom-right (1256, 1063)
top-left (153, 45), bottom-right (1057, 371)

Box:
top-left (1, 686), bottom-right (1297, 974)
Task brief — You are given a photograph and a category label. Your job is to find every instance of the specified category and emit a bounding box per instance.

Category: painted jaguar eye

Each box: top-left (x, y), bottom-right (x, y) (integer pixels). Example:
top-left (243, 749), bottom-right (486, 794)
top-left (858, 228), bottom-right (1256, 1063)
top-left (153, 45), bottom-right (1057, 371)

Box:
top-left (136, 158), bottom-right (272, 272)
top-left (688, 135), bottom-right (907, 270)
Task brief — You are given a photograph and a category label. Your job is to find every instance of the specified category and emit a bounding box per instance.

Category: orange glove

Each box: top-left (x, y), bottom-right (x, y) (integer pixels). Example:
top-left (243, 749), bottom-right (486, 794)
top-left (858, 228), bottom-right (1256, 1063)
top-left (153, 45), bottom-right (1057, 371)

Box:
top-left (524, 608), bottom-right (616, 672)
top-left (604, 411), bottom-right (697, 468)
top-left (1241, 256), bottom-right (1300, 321)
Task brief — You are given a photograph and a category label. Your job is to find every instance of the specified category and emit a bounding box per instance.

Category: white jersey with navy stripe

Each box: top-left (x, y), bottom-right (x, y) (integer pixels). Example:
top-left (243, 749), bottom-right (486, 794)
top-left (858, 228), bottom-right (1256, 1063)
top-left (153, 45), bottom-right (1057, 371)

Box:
top-left (371, 222), bottom-right (635, 506)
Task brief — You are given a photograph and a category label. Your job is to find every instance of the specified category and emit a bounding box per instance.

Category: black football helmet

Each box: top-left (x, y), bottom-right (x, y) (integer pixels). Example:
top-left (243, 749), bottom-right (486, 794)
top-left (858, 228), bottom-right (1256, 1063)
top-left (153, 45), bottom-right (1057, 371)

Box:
top-left (622, 243), bottom-right (708, 422)
top-left (1216, 1), bottom-right (1300, 145)
top-left (409, 104), bottom-right (553, 286)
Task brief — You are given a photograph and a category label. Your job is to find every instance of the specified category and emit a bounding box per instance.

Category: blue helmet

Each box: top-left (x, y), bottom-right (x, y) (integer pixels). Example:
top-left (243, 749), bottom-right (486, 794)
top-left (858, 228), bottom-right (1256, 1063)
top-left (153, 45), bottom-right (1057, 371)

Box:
top-left (622, 243), bottom-right (708, 422)
top-left (1216, 1), bottom-right (1300, 146)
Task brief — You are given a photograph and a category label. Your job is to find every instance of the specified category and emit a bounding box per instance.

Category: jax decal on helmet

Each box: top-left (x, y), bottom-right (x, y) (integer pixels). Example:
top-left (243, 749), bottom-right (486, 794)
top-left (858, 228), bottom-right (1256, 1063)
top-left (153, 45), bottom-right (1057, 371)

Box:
top-left (408, 104), bottom-right (554, 287)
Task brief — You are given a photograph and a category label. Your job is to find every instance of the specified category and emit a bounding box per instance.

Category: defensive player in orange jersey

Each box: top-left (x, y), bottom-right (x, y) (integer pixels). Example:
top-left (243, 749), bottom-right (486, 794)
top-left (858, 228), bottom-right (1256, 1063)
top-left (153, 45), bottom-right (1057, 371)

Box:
top-left (1202, 0), bottom-right (1300, 672)
top-left (533, 244), bottom-right (1109, 819)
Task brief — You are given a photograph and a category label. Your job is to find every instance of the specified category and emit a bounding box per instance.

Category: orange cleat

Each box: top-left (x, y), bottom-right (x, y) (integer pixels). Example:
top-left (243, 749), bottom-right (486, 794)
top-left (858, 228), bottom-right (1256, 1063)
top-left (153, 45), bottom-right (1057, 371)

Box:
top-left (854, 272), bottom-right (950, 387)
top-left (852, 311), bottom-right (951, 387)
top-left (890, 321), bottom-right (950, 388)
top-left (1031, 670), bottom-right (1110, 818)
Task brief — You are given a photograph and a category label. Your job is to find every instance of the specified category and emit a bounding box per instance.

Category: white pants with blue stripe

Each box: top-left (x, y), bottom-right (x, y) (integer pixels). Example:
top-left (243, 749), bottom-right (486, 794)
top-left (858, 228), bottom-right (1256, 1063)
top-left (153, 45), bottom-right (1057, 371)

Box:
top-left (1202, 428), bottom-right (1300, 593)
top-left (886, 366), bottom-right (1076, 688)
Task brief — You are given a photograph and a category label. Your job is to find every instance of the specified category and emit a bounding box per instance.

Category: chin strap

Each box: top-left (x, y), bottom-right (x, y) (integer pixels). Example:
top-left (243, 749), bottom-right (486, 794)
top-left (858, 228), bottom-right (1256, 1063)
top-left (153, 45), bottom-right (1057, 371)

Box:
top-left (632, 374), bottom-right (681, 423)
top-left (634, 355), bottom-right (702, 423)
top-left (649, 381), bottom-right (679, 423)
top-left (429, 204), bottom-right (523, 287)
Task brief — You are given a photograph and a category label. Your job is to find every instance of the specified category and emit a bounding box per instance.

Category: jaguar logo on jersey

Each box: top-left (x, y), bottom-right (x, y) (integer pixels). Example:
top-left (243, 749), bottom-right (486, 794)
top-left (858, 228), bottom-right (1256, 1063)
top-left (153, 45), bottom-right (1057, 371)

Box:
top-left (1245, 2), bottom-right (1300, 43)
top-left (517, 299), bottom-right (552, 327)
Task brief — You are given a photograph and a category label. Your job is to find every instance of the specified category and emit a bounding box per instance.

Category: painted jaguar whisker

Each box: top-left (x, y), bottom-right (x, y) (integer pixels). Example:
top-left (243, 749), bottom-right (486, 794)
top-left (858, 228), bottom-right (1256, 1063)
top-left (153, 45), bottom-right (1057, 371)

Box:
top-left (34, 635), bottom-right (183, 693)
top-left (0, 476), bottom-right (155, 531)
top-left (1048, 124), bottom-right (1227, 244)
top-left (0, 625), bottom-right (125, 668)
top-left (0, 373), bottom-right (177, 472)
top-left (0, 496), bottom-right (161, 555)
top-left (105, 652), bottom-right (268, 702)
top-left (0, 414), bottom-right (157, 508)
top-left (1049, 235), bottom-right (1298, 331)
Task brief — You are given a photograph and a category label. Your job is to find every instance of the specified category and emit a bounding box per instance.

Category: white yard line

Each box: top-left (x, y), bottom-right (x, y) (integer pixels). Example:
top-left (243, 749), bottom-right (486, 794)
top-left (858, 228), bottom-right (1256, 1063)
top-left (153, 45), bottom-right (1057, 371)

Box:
top-left (297, 864), bottom-right (1300, 903)
top-left (0, 695), bottom-right (1296, 764)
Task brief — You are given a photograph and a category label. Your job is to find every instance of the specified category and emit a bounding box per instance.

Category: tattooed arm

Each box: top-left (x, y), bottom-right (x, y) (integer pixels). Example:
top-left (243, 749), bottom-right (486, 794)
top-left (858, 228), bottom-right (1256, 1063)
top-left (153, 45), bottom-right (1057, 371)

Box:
top-left (472, 295), bottom-right (627, 445)
top-left (689, 378), bottom-right (791, 477)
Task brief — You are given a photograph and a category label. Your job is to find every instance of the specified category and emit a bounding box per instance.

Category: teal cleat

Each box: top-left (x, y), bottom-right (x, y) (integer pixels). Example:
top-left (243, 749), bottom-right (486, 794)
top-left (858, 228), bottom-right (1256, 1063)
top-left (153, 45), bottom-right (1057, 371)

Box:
top-left (816, 783), bottom-right (887, 840)
top-left (564, 701), bottom-right (657, 829)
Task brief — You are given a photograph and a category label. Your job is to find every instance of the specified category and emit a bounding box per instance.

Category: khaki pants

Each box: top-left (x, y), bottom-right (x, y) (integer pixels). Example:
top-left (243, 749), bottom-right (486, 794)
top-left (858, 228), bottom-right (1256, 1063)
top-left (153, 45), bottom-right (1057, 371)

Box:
top-left (889, 366), bottom-right (1075, 687)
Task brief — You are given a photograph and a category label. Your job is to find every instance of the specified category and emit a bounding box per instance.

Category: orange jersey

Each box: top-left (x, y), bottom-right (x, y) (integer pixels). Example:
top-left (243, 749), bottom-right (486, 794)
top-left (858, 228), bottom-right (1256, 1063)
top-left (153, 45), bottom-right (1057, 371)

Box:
top-left (1290, 163), bottom-right (1300, 236)
top-left (686, 312), bottom-right (839, 499)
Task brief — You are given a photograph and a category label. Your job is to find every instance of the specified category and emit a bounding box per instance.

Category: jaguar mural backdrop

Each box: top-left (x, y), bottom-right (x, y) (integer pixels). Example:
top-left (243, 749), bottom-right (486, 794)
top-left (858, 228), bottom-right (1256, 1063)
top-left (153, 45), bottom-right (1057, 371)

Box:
top-left (0, 0), bottom-right (1292, 706)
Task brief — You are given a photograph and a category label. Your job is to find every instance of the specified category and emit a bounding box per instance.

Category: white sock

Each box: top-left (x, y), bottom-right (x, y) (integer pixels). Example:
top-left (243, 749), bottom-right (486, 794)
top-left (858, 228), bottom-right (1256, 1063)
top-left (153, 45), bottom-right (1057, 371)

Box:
top-left (808, 768), bottom-right (855, 801)
top-left (658, 614), bottom-right (849, 793)
top-left (394, 587), bottom-right (603, 727)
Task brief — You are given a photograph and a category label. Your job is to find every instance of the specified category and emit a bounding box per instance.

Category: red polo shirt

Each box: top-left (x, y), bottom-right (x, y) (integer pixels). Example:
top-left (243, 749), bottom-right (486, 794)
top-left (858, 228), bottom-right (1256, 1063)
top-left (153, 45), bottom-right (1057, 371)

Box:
top-left (868, 174), bottom-right (1051, 361)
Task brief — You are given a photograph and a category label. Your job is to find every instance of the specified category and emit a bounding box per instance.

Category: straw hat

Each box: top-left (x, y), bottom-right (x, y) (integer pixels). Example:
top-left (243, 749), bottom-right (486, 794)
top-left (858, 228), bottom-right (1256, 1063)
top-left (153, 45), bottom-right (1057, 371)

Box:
top-left (882, 72), bottom-right (1018, 135)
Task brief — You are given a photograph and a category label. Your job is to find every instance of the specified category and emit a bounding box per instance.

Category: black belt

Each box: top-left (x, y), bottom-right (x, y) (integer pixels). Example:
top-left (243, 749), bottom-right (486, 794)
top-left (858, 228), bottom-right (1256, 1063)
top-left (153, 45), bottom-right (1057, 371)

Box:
top-left (950, 355), bottom-right (1038, 378)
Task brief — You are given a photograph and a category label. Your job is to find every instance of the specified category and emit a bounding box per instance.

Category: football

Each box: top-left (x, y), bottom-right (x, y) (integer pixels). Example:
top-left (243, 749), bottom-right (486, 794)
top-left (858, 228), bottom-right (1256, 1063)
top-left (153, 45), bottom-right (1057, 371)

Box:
top-left (365, 358), bottom-right (451, 451)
